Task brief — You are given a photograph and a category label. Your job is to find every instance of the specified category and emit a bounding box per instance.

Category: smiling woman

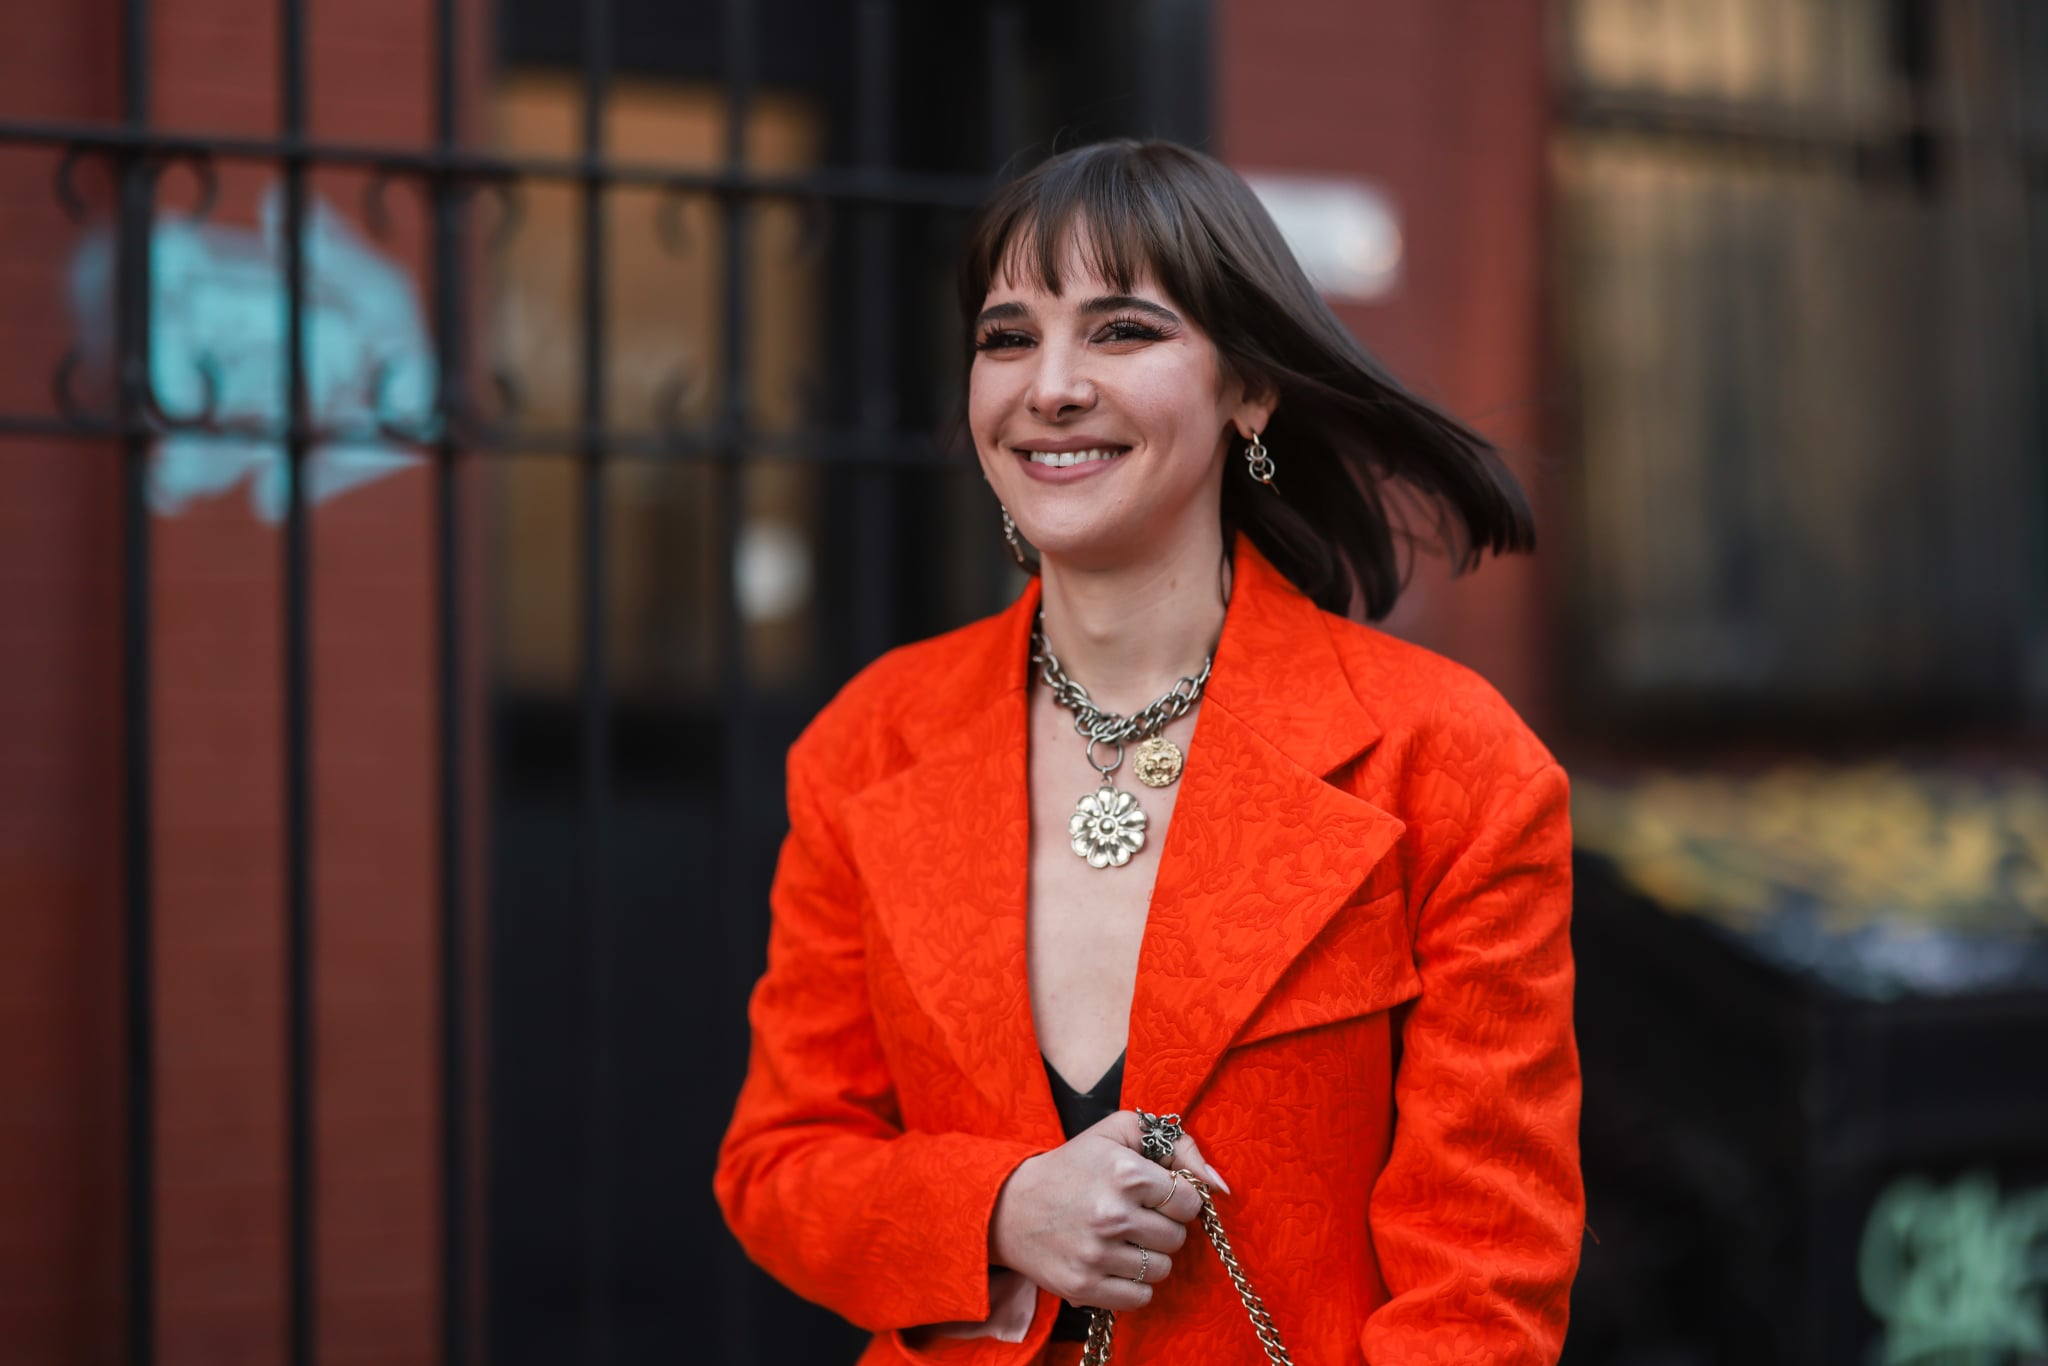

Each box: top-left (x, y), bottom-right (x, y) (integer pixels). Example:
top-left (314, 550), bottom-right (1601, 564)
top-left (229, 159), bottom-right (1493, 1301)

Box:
top-left (959, 140), bottom-right (1532, 616)
top-left (715, 140), bottom-right (1584, 1366)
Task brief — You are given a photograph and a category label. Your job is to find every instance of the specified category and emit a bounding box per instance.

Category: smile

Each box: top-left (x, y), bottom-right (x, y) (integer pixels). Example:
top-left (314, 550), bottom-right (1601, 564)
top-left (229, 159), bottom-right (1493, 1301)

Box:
top-left (1022, 447), bottom-right (1127, 468)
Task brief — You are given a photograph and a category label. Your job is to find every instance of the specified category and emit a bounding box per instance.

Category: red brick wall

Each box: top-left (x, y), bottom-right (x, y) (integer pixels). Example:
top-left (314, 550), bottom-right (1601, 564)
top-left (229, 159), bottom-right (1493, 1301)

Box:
top-left (1, 7), bottom-right (133, 1361)
top-left (0, 0), bottom-right (485, 1361)
top-left (1217, 0), bottom-right (1558, 727)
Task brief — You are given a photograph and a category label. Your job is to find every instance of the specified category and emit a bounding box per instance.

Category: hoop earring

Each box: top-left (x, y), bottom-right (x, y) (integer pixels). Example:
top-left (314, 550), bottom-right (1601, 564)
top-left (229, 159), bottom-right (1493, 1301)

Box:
top-left (1243, 431), bottom-right (1278, 493)
top-left (1000, 504), bottom-right (1040, 574)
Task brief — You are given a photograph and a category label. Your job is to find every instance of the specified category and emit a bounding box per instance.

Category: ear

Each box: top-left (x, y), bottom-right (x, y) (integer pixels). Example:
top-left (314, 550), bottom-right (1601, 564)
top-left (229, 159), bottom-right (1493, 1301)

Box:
top-left (1229, 377), bottom-right (1278, 442)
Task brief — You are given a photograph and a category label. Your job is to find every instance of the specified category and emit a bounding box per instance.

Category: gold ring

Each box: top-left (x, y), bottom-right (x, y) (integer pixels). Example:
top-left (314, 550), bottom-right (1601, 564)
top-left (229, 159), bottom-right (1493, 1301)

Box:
top-left (1147, 1168), bottom-right (1188, 1212)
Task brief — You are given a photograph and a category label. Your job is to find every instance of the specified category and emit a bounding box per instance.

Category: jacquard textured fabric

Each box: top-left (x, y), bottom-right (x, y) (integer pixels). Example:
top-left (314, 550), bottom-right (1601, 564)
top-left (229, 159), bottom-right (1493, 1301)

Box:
top-left (713, 533), bottom-right (1584, 1365)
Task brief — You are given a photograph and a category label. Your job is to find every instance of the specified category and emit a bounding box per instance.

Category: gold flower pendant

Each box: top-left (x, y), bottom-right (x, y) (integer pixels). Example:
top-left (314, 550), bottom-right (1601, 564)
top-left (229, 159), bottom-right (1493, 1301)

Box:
top-left (1070, 785), bottom-right (1148, 868)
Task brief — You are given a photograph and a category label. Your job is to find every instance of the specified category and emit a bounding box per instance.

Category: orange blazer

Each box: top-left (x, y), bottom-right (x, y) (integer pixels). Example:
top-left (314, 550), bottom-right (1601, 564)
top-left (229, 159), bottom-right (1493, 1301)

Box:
top-left (714, 533), bottom-right (1584, 1365)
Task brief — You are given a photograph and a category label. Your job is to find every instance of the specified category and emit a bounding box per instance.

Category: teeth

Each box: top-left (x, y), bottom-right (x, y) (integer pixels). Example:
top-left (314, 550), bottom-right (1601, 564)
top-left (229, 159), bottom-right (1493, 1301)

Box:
top-left (1026, 447), bottom-right (1124, 467)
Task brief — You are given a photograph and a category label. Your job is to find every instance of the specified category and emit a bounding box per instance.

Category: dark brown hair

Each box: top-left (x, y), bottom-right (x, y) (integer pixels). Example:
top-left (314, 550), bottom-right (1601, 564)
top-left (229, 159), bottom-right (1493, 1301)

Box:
top-left (958, 138), bottom-right (1534, 619)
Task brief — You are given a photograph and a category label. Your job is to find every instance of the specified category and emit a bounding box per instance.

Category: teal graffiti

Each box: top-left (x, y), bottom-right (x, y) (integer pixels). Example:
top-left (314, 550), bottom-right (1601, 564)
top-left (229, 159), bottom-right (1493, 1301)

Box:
top-left (69, 184), bottom-right (436, 521)
top-left (1859, 1170), bottom-right (2048, 1365)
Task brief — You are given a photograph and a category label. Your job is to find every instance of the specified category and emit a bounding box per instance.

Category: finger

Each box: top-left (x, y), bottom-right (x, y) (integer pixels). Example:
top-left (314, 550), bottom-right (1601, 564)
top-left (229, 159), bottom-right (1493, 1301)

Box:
top-left (1141, 1170), bottom-right (1203, 1226)
top-left (1089, 1109), bottom-right (1154, 1151)
top-left (1102, 1110), bottom-right (1232, 1195)
top-left (1127, 1207), bottom-right (1190, 1251)
top-left (1105, 1241), bottom-right (1173, 1288)
top-left (1080, 1274), bottom-right (1153, 1314)
top-left (1169, 1134), bottom-right (1231, 1196)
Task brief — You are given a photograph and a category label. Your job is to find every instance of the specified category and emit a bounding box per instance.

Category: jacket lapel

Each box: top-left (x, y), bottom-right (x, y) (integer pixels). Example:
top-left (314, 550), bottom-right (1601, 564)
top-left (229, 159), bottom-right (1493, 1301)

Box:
top-left (840, 576), bottom-right (1065, 1139)
top-left (1122, 536), bottom-right (1406, 1115)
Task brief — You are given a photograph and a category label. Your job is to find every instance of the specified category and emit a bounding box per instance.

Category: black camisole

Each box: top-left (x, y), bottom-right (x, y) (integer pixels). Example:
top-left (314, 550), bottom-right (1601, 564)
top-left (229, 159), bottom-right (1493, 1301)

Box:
top-left (1042, 1050), bottom-right (1127, 1342)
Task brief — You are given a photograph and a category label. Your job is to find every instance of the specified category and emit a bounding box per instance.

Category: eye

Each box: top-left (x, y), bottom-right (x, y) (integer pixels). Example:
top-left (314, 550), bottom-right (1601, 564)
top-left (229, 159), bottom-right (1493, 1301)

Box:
top-left (974, 329), bottom-right (1032, 353)
top-left (1097, 316), bottom-right (1169, 344)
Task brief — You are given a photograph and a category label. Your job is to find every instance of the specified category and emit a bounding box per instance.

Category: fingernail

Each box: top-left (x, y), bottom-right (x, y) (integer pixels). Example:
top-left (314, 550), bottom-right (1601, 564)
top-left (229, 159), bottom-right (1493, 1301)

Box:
top-left (1208, 1164), bottom-right (1232, 1195)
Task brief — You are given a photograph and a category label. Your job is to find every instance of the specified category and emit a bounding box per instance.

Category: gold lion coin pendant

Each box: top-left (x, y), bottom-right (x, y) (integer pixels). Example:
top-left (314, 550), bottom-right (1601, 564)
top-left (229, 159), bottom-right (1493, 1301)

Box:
top-left (1133, 736), bottom-right (1185, 788)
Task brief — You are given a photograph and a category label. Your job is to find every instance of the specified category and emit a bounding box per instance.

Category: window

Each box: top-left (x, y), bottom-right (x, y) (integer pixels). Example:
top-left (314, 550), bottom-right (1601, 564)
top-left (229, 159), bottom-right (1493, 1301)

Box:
top-left (1556, 0), bottom-right (2048, 729)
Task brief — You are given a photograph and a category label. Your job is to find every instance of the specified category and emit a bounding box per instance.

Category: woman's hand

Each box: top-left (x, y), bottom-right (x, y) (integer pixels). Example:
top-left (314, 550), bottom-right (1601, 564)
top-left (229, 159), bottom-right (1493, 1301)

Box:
top-left (987, 1110), bottom-right (1229, 1312)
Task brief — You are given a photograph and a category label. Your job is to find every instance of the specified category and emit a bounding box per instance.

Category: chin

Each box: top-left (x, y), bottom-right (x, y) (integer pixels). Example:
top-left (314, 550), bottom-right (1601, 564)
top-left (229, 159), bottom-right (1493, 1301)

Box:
top-left (1024, 521), bottom-right (1162, 572)
top-left (1007, 483), bottom-right (1218, 573)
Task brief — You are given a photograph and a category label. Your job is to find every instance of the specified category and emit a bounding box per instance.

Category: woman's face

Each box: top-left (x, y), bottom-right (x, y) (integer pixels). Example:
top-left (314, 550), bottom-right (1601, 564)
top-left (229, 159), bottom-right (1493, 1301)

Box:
top-left (969, 233), bottom-right (1271, 572)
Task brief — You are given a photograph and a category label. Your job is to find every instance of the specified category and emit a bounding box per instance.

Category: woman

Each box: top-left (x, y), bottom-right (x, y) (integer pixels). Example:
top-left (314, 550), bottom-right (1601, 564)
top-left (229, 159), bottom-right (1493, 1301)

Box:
top-left (714, 139), bottom-right (1583, 1364)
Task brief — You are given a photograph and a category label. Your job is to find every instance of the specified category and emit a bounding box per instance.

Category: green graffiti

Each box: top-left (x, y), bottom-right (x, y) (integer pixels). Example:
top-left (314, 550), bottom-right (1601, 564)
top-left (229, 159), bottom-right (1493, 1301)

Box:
top-left (1859, 1171), bottom-right (2048, 1365)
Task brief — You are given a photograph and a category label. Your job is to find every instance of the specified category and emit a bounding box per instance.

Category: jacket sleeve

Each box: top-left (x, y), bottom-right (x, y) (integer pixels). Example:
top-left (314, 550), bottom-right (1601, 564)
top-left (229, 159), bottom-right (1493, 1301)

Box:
top-left (1359, 758), bottom-right (1585, 1366)
top-left (713, 729), bottom-right (1048, 1338)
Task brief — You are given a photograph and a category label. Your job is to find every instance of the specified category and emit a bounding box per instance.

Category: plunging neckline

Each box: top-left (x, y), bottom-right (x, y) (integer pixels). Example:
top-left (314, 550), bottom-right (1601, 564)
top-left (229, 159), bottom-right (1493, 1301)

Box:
top-left (1043, 1049), bottom-right (1127, 1104)
top-left (1021, 567), bottom-right (1231, 1131)
top-left (1022, 672), bottom-right (1162, 1123)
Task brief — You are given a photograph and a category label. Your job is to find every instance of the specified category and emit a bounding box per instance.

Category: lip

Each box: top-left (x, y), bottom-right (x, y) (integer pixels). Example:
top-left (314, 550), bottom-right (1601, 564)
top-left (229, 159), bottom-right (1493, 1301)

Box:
top-left (1018, 453), bottom-right (1123, 483)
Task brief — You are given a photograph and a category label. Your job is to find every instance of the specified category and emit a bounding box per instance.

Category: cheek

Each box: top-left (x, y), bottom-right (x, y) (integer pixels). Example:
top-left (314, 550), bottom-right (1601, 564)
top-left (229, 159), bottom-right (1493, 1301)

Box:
top-left (1123, 359), bottom-right (1220, 455)
top-left (967, 362), bottom-right (1013, 442)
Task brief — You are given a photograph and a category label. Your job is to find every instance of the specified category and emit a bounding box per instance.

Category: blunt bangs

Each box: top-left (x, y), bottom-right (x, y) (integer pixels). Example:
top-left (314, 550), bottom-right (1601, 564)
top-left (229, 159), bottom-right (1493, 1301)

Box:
top-left (960, 143), bottom-right (1222, 331)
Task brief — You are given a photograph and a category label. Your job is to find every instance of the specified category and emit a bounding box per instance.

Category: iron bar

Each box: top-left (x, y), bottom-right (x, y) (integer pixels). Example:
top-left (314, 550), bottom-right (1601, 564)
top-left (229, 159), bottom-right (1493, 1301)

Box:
top-left (850, 0), bottom-right (898, 667)
top-left (0, 414), bottom-right (970, 465)
top-left (0, 120), bottom-right (996, 206)
top-left (432, 0), bottom-right (471, 1358)
top-left (712, 0), bottom-right (755, 680)
top-left (1560, 86), bottom-right (1960, 174)
top-left (713, 3), bottom-right (756, 1352)
top-left (118, 0), bottom-right (155, 1358)
top-left (577, 0), bottom-right (616, 1360)
top-left (987, 3), bottom-right (1023, 174)
top-left (278, 0), bottom-right (315, 1358)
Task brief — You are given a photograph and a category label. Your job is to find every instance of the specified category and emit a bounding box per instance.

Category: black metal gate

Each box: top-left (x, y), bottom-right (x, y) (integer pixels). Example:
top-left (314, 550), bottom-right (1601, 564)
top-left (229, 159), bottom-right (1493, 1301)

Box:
top-left (0, 1), bottom-right (1209, 1362)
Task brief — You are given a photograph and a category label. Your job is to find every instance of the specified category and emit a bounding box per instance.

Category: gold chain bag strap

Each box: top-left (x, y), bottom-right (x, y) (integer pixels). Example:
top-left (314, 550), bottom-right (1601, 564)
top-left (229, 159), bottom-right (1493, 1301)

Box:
top-left (1082, 1114), bottom-right (1294, 1365)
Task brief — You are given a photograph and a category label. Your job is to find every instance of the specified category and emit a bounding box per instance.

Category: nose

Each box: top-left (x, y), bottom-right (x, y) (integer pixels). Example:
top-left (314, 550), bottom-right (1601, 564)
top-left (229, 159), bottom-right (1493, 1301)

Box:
top-left (1025, 337), bottom-right (1096, 422)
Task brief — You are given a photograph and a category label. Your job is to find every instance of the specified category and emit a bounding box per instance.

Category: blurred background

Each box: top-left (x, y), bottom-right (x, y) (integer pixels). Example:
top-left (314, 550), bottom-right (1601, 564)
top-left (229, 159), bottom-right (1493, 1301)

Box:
top-left (3, 0), bottom-right (2046, 1363)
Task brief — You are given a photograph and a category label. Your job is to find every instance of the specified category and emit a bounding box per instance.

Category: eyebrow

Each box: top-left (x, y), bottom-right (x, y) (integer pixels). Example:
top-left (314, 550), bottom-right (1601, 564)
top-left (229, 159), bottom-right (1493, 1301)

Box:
top-left (974, 301), bottom-right (1029, 328)
top-left (973, 295), bottom-right (1183, 330)
top-left (1078, 295), bottom-right (1182, 326)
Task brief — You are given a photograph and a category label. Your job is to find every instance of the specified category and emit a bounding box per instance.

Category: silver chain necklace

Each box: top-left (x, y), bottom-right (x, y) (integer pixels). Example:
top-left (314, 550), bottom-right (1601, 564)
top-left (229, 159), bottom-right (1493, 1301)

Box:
top-left (1030, 610), bottom-right (1213, 869)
